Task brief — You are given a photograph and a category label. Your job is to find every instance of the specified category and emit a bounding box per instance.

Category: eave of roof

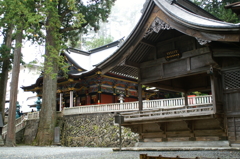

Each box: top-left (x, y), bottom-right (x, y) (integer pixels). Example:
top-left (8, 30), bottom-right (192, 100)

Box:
top-left (96, 0), bottom-right (240, 77)
top-left (96, 0), bottom-right (156, 72)
top-left (89, 37), bottom-right (124, 53)
top-left (67, 48), bottom-right (90, 56)
top-left (63, 52), bottom-right (87, 72)
top-left (154, 0), bottom-right (240, 31)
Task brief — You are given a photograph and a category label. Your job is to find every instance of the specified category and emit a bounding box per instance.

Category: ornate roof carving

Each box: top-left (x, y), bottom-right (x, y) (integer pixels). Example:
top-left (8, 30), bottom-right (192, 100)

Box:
top-left (144, 17), bottom-right (172, 38)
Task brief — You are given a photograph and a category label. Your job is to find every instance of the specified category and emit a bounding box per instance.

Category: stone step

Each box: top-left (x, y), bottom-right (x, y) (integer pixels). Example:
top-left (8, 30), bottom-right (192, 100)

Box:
top-left (0, 135), bottom-right (4, 146)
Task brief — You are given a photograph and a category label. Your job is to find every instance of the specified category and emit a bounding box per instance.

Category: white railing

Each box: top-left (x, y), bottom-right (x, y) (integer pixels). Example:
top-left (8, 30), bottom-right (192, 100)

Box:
top-left (27, 111), bottom-right (40, 120)
top-left (2, 115), bottom-right (26, 139)
top-left (63, 95), bottom-right (213, 116)
top-left (2, 112), bottom-right (40, 139)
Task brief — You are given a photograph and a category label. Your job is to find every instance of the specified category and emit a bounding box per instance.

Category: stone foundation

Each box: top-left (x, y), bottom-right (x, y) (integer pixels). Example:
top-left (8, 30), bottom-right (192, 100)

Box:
top-left (16, 128), bottom-right (25, 144)
top-left (61, 113), bottom-right (139, 147)
top-left (23, 119), bottom-right (39, 145)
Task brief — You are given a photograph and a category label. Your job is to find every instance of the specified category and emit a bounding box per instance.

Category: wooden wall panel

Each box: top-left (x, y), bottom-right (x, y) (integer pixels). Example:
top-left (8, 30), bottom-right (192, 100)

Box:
top-left (225, 92), bottom-right (240, 112)
top-left (190, 54), bottom-right (213, 70)
top-left (164, 59), bottom-right (187, 76)
top-left (101, 94), bottom-right (113, 104)
top-left (227, 117), bottom-right (240, 143)
top-left (141, 64), bottom-right (162, 80)
top-left (125, 97), bottom-right (137, 102)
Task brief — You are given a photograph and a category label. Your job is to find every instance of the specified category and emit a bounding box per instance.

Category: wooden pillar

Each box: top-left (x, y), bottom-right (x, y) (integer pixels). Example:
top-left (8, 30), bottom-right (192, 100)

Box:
top-left (210, 75), bottom-right (217, 113)
top-left (184, 92), bottom-right (188, 106)
top-left (138, 84), bottom-right (143, 111)
top-left (138, 68), bottom-right (143, 111)
top-left (59, 93), bottom-right (62, 111)
top-left (98, 92), bottom-right (101, 104)
top-left (86, 94), bottom-right (90, 105)
top-left (70, 91), bottom-right (73, 107)
top-left (112, 94), bottom-right (116, 103)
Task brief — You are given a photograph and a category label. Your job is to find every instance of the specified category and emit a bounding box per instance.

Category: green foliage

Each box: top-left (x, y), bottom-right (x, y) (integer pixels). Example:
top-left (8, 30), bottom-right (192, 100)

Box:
top-left (191, 91), bottom-right (208, 96)
top-left (84, 35), bottom-right (114, 50)
top-left (36, 0), bottom-right (116, 78)
top-left (0, 0), bottom-right (44, 72)
top-left (193, 0), bottom-right (240, 23)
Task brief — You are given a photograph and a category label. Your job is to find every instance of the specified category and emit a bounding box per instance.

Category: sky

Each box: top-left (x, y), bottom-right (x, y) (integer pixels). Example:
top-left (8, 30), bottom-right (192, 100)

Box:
top-left (22, 0), bottom-right (146, 64)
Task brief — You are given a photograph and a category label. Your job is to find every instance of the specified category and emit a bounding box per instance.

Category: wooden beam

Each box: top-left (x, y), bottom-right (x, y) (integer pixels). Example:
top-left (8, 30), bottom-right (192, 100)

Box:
top-left (187, 86), bottom-right (211, 93)
top-left (122, 115), bottom-right (214, 125)
top-left (156, 35), bottom-right (187, 47)
top-left (140, 47), bottom-right (211, 68)
top-left (213, 50), bottom-right (240, 57)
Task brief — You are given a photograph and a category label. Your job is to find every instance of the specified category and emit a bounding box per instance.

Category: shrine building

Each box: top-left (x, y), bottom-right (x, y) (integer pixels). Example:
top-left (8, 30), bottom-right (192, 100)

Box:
top-left (93, 0), bottom-right (240, 146)
top-left (22, 0), bottom-right (240, 147)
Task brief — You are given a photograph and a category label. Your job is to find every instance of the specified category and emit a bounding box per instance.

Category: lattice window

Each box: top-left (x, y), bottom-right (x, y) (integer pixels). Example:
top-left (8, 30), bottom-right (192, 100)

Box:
top-left (224, 70), bottom-right (240, 90)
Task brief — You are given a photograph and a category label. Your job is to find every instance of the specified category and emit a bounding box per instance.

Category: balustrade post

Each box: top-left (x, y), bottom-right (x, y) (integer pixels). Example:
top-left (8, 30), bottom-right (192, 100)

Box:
top-left (70, 91), bottom-right (73, 108)
top-left (59, 93), bottom-right (63, 111)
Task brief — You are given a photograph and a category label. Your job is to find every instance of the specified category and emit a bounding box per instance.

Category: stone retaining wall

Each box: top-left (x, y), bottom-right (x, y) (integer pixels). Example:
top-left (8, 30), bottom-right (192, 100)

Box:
top-left (61, 113), bottom-right (139, 147)
top-left (16, 128), bottom-right (25, 144)
top-left (23, 119), bottom-right (39, 145)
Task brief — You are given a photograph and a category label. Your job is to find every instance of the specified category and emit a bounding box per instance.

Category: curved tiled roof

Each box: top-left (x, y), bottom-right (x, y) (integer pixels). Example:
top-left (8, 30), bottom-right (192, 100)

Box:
top-left (95, 0), bottom-right (240, 79)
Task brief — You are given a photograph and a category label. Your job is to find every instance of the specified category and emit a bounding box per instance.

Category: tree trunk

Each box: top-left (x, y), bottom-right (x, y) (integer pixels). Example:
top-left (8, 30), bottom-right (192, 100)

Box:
top-left (0, 26), bottom-right (13, 124)
top-left (5, 28), bottom-right (23, 146)
top-left (35, 13), bottom-right (59, 146)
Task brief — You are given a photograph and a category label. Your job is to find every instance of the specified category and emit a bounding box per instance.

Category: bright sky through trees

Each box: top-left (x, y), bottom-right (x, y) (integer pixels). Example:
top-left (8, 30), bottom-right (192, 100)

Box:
top-left (21, 0), bottom-right (145, 64)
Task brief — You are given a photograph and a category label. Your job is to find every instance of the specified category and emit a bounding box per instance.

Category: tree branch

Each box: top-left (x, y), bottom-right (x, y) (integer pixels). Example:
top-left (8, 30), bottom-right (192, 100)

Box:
top-left (59, 23), bottom-right (88, 33)
top-left (59, 9), bottom-right (71, 23)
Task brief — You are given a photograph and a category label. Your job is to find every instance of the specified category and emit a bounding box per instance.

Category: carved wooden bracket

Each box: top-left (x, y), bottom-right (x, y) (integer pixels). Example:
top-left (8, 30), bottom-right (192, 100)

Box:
top-left (144, 17), bottom-right (171, 38)
top-left (195, 37), bottom-right (211, 45)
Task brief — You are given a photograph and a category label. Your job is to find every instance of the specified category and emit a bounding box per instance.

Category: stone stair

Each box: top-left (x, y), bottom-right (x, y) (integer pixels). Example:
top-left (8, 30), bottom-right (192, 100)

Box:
top-left (0, 135), bottom-right (4, 146)
top-left (1, 115), bottom-right (26, 145)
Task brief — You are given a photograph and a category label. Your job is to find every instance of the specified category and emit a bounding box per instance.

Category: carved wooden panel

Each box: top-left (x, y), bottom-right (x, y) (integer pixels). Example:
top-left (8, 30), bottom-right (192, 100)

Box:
top-left (224, 70), bottom-right (240, 90)
top-left (223, 68), bottom-right (240, 112)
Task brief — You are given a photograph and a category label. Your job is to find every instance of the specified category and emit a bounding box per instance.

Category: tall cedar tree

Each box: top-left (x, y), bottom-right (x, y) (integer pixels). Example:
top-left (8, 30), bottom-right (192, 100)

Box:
top-left (0, 0), bottom-right (15, 125)
top-left (35, 0), bottom-right (115, 145)
top-left (193, 0), bottom-right (240, 23)
top-left (0, 27), bottom-right (13, 125)
top-left (0, 0), bottom-right (43, 146)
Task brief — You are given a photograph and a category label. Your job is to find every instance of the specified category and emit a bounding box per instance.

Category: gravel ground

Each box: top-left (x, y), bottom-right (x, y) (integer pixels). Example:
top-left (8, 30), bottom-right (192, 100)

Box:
top-left (0, 146), bottom-right (240, 159)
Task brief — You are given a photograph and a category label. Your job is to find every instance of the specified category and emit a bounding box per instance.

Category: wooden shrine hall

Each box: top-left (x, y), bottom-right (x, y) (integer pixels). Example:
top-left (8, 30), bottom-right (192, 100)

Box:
top-left (22, 0), bottom-right (240, 147)
top-left (93, 0), bottom-right (240, 146)
top-left (22, 39), bottom-right (140, 110)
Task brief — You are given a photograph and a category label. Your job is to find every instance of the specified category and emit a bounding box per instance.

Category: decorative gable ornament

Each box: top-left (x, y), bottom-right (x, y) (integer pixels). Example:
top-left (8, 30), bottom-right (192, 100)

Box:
top-left (195, 37), bottom-right (211, 45)
top-left (144, 17), bottom-right (172, 38)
